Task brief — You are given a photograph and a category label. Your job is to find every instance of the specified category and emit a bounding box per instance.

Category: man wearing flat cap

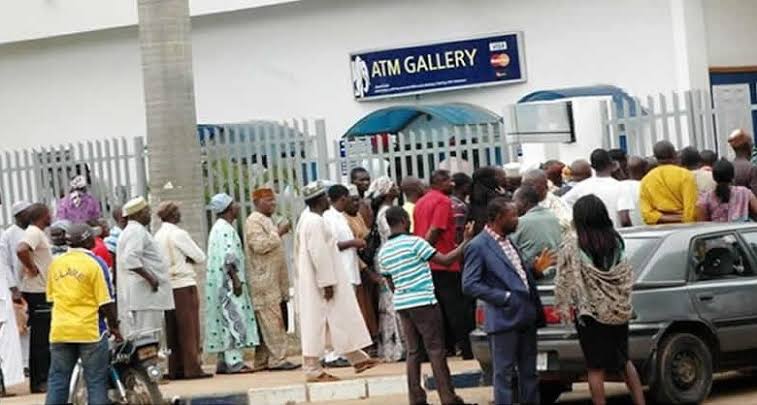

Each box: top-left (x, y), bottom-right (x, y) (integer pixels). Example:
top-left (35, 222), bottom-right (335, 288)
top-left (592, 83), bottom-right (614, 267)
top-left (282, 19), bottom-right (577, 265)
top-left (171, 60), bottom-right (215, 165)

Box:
top-left (728, 129), bottom-right (757, 196)
top-left (155, 201), bottom-right (211, 380)
top-left (116, 196), bottom-right (174, 339)
top-left (244, 187), bottom-right (299, 371)
top-left (294, 181), bottom-right (377, 382)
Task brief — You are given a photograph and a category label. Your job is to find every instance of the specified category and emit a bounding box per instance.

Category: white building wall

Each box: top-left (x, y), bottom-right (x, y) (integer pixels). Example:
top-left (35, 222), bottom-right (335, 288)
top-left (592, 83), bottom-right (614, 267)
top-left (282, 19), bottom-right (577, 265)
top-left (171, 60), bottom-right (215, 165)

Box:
top-left (0, 28), bottom-right (146, 147)
top-left (0, 0), bottom-right (301, 45)
top-left (703, 0), bottom-right (757, 67)
top-left (0, 0), bottom-right (704, 150)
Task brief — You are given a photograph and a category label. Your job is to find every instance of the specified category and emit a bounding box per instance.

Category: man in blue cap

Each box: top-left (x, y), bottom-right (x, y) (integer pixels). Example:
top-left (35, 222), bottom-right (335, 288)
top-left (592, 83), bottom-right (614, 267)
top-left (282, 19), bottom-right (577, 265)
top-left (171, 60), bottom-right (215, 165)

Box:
top-left (204, 193), bottom-right (259, 374)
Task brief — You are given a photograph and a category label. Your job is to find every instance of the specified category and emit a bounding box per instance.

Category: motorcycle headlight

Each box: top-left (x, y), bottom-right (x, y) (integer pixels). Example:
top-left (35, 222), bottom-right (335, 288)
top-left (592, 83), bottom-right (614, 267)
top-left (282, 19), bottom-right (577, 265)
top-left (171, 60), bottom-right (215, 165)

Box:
top-left (146, 364), bottom-right (162, 382)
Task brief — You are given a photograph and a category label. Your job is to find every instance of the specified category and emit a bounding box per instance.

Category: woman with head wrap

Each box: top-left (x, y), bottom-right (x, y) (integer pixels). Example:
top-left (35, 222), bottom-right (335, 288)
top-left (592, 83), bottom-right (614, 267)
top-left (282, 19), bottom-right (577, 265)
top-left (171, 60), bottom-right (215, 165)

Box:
top-left (366, 177), bottom-right (405, 362)
top-left (55, 175), bottom-right (101, 223)
top-left (368, 177), bottom-right (400, 244)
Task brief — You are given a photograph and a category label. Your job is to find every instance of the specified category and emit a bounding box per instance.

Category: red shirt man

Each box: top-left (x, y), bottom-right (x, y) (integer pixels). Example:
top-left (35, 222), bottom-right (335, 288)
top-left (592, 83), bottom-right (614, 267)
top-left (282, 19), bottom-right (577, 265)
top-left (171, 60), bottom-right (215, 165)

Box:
top-left (414, 171), bottom-right (459, 272)
top-left (92, 237), bottom-right (114, 269)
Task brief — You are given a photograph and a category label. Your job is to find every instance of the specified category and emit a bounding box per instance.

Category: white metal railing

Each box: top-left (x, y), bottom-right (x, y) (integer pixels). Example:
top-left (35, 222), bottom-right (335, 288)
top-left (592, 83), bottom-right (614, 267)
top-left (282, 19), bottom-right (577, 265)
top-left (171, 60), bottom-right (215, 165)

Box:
top-left (0, 137), bottom-right (147, 227)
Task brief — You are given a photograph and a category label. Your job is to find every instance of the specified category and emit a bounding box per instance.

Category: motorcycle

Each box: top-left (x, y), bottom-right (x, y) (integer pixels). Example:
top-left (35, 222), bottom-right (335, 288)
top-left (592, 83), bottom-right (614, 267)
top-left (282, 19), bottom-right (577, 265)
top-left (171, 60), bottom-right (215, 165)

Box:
top-left (68, 329), bottom-right (165, 405)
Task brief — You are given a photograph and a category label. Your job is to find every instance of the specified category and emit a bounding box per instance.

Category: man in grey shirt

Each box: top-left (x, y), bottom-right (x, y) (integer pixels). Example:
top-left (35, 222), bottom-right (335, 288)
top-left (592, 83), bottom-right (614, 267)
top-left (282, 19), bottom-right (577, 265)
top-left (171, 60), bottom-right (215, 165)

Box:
top-left (116, 197), bottom-right (174, 338)
top-left (511, 185), bottom-right (561, 280)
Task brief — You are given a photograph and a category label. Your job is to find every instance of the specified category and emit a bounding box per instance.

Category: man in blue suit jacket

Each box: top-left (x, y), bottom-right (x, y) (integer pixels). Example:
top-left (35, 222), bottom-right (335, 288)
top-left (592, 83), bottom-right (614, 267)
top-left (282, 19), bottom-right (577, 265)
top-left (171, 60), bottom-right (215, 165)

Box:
top-left (462, 198), bottom-right (553, 405)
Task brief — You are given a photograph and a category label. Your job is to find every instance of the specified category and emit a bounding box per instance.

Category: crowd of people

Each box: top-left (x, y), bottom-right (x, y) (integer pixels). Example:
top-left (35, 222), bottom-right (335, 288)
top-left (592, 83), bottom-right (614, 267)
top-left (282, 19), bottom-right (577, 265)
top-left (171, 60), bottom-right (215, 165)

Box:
top-left (1, 128), bottom-right (757, 404)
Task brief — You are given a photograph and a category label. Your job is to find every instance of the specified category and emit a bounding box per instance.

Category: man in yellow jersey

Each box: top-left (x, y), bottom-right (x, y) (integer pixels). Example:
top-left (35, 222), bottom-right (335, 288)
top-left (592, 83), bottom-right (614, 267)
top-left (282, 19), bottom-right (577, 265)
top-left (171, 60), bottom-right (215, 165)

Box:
top-left (639, 141), bottom-right (698, 224)
top-left (45, 223), bottom-right (120, 405)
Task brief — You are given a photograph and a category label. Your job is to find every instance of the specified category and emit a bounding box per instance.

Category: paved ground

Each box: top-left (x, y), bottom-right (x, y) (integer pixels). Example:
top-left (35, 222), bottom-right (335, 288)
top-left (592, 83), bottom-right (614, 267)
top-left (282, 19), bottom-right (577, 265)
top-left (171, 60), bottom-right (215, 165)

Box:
top-left (335, 370), bottom-right (757, 405)
top-left (3, 359), bottom-right (757, 404)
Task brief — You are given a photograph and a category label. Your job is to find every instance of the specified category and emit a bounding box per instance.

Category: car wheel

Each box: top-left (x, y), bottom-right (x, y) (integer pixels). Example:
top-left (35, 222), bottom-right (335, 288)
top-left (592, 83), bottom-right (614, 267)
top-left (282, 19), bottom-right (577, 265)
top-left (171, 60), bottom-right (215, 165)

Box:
top-left (651, 333), bottom-right (713, 404)
top-left (539, 382), bottom-right (564, 404)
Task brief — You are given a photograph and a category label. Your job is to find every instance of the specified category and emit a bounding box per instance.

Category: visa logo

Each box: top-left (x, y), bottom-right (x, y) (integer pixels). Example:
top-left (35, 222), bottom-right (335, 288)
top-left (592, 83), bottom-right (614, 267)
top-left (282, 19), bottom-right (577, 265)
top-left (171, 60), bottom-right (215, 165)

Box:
top-left (489, 41), bottom-right (508, 52)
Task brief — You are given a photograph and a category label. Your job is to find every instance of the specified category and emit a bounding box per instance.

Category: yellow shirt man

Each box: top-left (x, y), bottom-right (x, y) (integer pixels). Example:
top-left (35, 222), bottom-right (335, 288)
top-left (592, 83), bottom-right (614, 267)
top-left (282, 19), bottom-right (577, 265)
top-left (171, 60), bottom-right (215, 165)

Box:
top-left (47, 249), bottom-right (113, 343)
top-left (639, 164), bottom-right (698, 224)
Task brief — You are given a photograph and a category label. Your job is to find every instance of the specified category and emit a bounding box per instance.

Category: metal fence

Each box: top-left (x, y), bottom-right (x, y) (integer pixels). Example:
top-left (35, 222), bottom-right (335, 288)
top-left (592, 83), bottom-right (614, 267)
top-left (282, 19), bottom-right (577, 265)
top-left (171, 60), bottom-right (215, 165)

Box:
top-left (601, 89), bottom-right (742, 158)
top-left (0, 137), bottom-right (147, 227)
top-left (199, 120), bottom-right (513, 229)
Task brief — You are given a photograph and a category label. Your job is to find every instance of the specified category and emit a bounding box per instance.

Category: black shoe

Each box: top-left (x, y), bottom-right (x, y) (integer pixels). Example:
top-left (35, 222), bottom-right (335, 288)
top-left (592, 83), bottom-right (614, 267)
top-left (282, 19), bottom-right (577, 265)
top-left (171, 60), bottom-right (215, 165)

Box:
top-left (324, 358), bottom-right (351, 368)
top-left (269, 361), bottom-right (302, 371)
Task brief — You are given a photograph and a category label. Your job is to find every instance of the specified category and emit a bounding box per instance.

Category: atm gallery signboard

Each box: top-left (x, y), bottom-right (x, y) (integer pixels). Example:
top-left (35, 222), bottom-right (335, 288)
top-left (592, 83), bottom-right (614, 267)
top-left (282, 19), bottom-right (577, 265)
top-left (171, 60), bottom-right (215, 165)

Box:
top-left (350, 32), bottom-right (526, 101)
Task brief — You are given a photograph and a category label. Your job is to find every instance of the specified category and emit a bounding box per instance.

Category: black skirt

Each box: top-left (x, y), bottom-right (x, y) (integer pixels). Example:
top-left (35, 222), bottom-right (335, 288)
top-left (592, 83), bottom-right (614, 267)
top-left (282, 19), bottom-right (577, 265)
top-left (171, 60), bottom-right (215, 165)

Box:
top-left (575, 316), bottom-right (629, 372)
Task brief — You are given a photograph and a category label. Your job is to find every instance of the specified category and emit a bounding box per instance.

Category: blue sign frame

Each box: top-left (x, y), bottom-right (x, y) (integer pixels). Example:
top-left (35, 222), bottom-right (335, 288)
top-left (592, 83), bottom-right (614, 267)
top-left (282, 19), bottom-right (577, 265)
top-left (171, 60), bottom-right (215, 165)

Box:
top-left (350, 32), bottom-right (526, 101)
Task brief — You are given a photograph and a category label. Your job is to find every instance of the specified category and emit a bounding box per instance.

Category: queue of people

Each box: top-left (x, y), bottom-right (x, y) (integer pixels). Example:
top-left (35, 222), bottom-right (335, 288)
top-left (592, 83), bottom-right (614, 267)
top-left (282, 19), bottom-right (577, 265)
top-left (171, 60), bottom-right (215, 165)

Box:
top-left (3, 129), bottom-right (757, 404)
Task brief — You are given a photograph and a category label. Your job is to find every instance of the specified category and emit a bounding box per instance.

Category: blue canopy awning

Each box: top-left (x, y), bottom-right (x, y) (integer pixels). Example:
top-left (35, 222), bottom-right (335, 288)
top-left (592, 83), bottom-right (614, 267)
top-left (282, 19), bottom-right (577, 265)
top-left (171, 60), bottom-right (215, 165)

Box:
top-left (518, 84), bottom-right (642, 116)
top-left (344, 103), bottom-right (502, 137)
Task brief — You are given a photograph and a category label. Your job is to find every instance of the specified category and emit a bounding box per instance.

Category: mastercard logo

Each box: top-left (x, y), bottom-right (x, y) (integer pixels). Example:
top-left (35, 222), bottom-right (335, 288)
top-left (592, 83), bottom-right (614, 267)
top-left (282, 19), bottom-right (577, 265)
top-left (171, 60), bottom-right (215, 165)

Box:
top-left (490, 53), bottom-right (510, 68)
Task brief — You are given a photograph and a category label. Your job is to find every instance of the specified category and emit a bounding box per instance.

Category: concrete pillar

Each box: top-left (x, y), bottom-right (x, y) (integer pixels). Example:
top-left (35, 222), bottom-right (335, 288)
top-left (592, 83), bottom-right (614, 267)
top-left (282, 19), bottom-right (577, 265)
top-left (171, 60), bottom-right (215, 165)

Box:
top-left (670, 0), bottom-right (711, 91)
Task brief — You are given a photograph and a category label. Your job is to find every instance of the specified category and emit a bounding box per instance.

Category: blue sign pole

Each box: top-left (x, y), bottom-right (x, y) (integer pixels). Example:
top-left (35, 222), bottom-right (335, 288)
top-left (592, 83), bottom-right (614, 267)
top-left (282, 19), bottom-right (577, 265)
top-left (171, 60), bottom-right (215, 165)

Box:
top-left (350, 32), bottom-right (526, 101)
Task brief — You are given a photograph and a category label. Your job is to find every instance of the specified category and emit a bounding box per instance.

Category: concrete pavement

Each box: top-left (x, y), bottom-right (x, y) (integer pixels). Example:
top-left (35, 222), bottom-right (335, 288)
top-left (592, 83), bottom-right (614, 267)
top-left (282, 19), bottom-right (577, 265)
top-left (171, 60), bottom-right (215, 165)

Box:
top-left (4, 359), bottom-right (757, 404)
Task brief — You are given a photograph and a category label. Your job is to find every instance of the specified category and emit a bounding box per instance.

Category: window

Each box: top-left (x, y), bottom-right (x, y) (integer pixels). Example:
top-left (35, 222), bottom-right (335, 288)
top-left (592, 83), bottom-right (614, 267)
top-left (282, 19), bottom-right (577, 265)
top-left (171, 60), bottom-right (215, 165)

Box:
top-left (624, 237), bottom-right (660, 272)
top-left (691, 234), bottom-right (752, 280)
top-left (739, 231), bottom-right (757, 256)
top-left (538, 237), bottom-right (659, 285)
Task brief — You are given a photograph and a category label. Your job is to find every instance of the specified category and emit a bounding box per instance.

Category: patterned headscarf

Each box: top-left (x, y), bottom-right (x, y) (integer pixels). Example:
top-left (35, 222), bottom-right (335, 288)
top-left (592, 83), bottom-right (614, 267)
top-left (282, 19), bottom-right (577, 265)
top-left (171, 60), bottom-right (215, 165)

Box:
top-left (366, 176), bottom-right (395, 199)
top-left (69, 175), bottom-right (87, 207)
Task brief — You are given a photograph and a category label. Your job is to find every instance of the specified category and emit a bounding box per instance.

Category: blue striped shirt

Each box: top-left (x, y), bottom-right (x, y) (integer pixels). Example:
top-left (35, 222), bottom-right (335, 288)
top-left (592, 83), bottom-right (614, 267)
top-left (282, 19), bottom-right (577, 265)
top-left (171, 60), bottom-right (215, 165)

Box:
top-left (377, 234), bottom-right (437, 311)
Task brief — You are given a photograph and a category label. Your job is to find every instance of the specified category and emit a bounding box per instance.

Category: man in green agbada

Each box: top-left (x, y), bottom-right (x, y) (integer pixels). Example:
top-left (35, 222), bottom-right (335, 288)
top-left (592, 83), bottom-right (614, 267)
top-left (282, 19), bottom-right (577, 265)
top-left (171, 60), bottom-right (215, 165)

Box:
top-left (204, 193), bottom-right (259, 374)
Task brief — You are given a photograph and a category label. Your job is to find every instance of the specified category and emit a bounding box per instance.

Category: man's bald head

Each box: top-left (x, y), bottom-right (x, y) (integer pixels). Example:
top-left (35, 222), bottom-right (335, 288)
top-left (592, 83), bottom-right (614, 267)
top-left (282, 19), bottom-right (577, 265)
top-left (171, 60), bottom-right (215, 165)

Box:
top-left (569, 159), bottom-right (592, 182)
top-left (521, 169), bottom-right (548, 200)
top-left (627, 156), bottom-right (649, 180)
top-left (653, 140), bottom-right (677, 163)
top-left (400, 176), bottom-right (426, 203)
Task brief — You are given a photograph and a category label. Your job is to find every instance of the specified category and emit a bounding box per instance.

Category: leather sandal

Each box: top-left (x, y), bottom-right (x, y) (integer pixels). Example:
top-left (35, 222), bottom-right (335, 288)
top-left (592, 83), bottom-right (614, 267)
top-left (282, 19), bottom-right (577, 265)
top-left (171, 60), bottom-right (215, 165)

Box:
top-left (353, 358), bottom-right (379, 374)
top-left (306, 372), bottom-right (341, 383)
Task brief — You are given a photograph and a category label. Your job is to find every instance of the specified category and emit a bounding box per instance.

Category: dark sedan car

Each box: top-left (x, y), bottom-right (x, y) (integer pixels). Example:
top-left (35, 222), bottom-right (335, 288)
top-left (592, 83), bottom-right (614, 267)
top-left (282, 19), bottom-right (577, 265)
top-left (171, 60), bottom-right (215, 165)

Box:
top-left (471, 223), bottom-right (757, 404)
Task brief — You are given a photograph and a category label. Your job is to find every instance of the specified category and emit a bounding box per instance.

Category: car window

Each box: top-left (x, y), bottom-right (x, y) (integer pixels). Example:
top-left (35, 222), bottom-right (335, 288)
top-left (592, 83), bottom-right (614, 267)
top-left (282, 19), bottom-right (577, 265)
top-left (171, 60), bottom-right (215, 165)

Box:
top-left (623, 237), bottom-right (660, 272)
top-left (537, 236), bottom-right (658, 285)
top-left (739, 231), bottom-right (757, 257)
top-left (691, 233), bottom-right (753, 281)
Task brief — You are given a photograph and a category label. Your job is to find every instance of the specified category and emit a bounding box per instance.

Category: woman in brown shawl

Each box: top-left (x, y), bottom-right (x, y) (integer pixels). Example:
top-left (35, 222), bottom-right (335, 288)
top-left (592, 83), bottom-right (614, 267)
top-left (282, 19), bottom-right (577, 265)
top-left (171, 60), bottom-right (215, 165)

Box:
top-left (554, 195), bottom-right (645, 405)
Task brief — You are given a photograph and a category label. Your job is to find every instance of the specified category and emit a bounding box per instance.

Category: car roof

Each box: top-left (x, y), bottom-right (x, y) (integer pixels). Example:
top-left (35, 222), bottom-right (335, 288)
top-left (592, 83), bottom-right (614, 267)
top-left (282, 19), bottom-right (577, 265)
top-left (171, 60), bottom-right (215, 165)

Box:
top-left (619, 222), bottom-right (757, 239)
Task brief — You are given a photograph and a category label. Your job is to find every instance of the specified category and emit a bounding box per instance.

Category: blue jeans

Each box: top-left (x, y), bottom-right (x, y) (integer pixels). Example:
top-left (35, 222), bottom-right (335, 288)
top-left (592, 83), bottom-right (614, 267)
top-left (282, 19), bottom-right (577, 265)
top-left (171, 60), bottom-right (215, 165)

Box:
top-left (490, 327), bottom-right (539, 405)
top-left (46, 337), bottom-right (110, 405)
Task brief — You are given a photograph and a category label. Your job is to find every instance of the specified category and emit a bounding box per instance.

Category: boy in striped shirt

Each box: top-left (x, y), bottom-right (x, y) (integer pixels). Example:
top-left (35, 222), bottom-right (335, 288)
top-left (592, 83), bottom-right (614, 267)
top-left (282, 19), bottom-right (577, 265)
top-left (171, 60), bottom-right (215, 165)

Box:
top-left (378, 206), bottom-right (473, 405)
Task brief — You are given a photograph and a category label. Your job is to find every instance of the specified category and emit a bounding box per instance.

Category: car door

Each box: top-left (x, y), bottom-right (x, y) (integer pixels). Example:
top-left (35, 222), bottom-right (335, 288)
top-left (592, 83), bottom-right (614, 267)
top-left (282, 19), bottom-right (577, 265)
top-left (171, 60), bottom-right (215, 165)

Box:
top-left (687, 232), bottom-right (757, 353)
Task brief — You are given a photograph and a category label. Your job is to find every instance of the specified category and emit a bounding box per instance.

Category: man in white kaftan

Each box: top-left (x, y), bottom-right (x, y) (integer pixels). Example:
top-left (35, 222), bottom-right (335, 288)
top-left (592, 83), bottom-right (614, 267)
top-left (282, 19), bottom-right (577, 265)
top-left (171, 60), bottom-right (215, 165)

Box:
top-left (0, 201), bottom-right (32, 370)
top-left (116, 197), bottom-right (174, 339)
top-left (294, 181), bottom-right (377, 382)
top-left (0, 255), bottom-right (24, 390)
